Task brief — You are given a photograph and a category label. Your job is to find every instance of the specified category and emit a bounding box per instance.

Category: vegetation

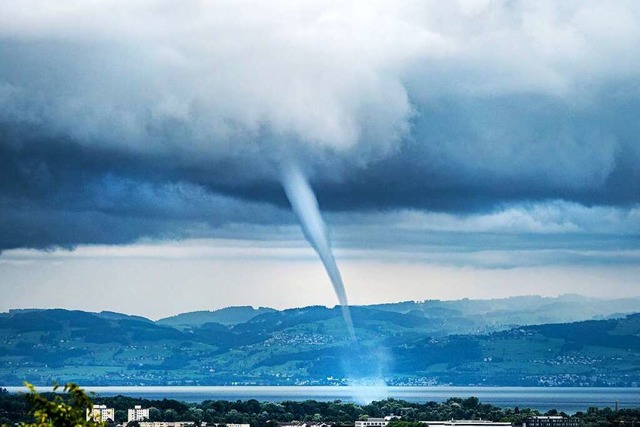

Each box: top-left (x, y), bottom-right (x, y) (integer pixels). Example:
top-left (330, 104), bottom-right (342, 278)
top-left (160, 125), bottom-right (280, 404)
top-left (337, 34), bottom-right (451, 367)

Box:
top-left (1, 383), bottom-right (102, 427)
top-left (2, 389), bottom-right (640, 427)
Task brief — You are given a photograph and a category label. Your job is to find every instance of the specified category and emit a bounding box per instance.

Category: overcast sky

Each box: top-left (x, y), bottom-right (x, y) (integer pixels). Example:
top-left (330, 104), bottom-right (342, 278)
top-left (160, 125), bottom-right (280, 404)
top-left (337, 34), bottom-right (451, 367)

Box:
top-left (1, 1), bottom-right (639, 319)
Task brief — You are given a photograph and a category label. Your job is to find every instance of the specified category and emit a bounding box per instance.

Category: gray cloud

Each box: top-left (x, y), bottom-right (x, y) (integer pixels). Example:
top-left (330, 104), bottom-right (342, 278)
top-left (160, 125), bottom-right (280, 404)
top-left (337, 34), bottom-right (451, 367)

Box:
top-left (1, 1), bottom-right (639, 250)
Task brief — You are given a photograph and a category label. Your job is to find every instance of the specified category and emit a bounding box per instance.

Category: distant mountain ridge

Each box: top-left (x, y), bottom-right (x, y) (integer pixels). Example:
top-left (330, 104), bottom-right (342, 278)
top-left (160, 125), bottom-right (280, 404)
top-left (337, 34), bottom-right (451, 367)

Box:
top-left (157, 306), bottom-right (277, 328)
top-left (370, 294), bottom-right (640, 325)
top-left (1, 295), bottom-right (639, 387)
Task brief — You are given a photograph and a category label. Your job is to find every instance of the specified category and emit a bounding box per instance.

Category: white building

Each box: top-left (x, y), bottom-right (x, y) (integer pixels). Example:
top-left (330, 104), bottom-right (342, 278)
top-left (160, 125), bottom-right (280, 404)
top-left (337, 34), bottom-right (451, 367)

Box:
top-left (524, 416), bottom-right (580, 427)
top-left (356, 420), bottom-right (514, 427)
top-left (279, 423), bottom-right (331, 427)
top-left (356, 418), bottom-right (392, 427)
top-left (138, 423), bottom-right (249, 427)
top-left (138, 422), bottom-right (195, 427)
top-left (420, 422), bottom-right (513, 427)
top-left (87, 404), bottom-right (115, 422)
top-left (128, 405), bottom-right (150, 422)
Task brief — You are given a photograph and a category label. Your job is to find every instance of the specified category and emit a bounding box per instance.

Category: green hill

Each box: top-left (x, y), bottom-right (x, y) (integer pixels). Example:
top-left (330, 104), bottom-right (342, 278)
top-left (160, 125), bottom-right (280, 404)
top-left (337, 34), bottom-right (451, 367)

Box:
top-left (157, 306), bottom-right (276, 328)
top-left (1, 297), bottom-right (639, 387)
top-left (370, 295), bottom-right (640, 331)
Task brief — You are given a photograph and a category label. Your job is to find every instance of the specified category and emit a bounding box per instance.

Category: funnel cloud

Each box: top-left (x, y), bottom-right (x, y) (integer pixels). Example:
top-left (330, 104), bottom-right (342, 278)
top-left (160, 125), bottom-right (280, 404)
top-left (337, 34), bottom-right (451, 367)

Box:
top-left (281, 163), bottom-right (356, 340)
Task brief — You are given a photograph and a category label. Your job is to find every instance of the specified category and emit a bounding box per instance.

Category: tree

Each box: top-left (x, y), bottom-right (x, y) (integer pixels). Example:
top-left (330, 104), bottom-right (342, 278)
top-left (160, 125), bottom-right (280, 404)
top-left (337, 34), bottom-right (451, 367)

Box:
top-left (164, 409), bottom-right (178, 421)
top-left (149, 407), bottom-right (162, 421)
top-left (184, 408), bottom-right (204, 423)
top-left (16, 382), bottom-right (103, 427)
top-left (115, 410), bottom-right (127, 424)
top-left (462, 397), bottom-right (480, 410)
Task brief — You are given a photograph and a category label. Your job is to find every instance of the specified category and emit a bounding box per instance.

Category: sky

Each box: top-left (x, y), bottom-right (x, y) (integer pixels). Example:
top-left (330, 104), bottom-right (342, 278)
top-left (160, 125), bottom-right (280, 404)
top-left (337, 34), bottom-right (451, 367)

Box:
top-left (0, 0), bottom-right (639, 319)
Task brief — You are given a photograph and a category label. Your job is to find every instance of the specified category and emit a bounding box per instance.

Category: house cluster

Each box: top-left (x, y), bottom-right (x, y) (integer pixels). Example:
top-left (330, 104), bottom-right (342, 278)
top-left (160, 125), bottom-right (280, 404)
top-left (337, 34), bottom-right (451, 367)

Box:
top-left (354, 417), bottom-right (579, 427)
top-left (355, 419), bottom-right (511, 427)
top-left (87, 404), bottom-right (151, 424)
top-left (136, 424), bottom-right (250, 427)
top-left (86, 404), bottom-right (249, 427)
top-left (86, 406), bottom-right (578, 427)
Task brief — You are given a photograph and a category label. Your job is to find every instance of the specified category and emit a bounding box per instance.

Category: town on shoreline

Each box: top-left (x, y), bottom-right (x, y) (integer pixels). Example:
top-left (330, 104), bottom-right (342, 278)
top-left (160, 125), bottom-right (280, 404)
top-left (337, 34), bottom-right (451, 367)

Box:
top-left (2, 387), bottom-right (639, 427)
top-left (87, 403), bottom-right (582, 427)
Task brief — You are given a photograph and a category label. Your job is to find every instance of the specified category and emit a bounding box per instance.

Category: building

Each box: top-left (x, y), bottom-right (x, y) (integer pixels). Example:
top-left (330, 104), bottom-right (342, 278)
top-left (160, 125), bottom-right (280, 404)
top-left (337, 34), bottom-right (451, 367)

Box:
top-left (279, 423), bottom-right (332, 427)
top-left (421, 422), bottom-right (512, 427)
top-left (128, 405), bottom-right (150, 422)
top-left (138, 422), bottom-right (195, 427)
top-left (86, 405), bottom-right (115, 422)
top-left (138, 423), bottom-right (249, 427)
top-left (355, 418), bottom-right (396, 427)
top-left (357, 420), bottom-right (515, 427)
top-left (525, 417), bottom-right (580, 427)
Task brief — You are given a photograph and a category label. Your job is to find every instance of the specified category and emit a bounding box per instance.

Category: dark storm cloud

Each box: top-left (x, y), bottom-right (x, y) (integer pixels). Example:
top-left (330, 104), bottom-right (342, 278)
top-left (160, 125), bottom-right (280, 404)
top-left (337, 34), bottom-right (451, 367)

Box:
top-left (1, 1), bottom-right (639, 250)
top-left (172, 90), bottom-right (640, 214)
top-left (0, 134), bottom-right (291, 250)
top-left (2, 89), bottom-right (639, 250)
top-left (309, 91), bottom-right (640, 212)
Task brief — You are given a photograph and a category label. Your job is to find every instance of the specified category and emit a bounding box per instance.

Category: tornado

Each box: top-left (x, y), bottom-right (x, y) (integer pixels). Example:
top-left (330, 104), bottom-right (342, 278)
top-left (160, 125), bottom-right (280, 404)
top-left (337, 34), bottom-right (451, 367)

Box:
top-left (281, 163), bottom-right (356, 340)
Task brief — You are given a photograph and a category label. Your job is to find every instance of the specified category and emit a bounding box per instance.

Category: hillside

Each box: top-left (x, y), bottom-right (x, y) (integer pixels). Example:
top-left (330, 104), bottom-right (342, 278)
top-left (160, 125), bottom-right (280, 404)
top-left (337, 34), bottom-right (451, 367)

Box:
top-left (1, 296), bottom-right (639, 386)
top-left (370, 295), bottom-right (640, 331)
top-left (157, 306), bottom-right (277, 328)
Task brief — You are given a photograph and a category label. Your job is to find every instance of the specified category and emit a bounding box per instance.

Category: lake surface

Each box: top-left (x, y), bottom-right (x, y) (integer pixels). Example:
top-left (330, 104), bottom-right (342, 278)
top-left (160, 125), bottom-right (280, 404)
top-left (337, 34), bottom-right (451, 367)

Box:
top-left (5, 386), bottom-right (639, 413)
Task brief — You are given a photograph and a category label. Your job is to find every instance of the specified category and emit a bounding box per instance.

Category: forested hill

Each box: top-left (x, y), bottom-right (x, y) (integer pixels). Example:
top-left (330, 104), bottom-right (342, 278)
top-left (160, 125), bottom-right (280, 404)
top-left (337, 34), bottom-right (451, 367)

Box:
top-left (1, 295), bottom-right (639, 387)
top-left (157, 306), bottom-right (277, 328)
top-left (152, 294), bottom-right (640, 332)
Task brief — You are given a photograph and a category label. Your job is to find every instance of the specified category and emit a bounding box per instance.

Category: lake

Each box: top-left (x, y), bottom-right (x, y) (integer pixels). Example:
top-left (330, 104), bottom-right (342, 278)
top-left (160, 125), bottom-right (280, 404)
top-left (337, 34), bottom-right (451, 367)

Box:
top-left (4, 386), bottom-right (639, 413)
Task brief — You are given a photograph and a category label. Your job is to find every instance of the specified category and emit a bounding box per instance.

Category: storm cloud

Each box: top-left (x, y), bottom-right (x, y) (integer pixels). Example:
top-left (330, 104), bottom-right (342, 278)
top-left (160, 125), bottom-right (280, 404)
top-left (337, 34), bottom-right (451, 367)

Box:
top-left (1, 0), bottom-right (639, 251)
